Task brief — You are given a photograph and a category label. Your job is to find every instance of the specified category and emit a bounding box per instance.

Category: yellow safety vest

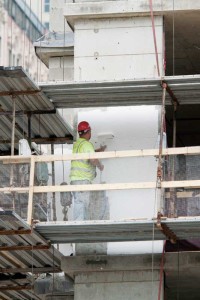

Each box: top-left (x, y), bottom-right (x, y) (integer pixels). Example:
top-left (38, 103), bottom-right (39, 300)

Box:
top-left (70, 138), bottom-right (96, 182)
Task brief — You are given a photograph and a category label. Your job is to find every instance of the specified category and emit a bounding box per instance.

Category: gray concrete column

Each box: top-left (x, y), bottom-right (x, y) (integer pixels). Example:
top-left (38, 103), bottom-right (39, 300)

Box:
top-left (62, 254), bottom-right (163, 300)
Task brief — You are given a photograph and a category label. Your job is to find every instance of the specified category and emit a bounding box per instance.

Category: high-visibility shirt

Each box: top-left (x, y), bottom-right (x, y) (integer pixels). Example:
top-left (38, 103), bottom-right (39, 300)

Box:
top-left (70, 138), bottom-right (96, 182)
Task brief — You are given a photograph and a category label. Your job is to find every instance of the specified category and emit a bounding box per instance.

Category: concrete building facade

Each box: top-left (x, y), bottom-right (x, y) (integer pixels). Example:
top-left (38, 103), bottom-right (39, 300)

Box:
top-left (0, 0), bottom-right (48, 82)
top-left (57, 2), bottom-right (164, 299)
top-left (33, 1), bottom-right (200, 299)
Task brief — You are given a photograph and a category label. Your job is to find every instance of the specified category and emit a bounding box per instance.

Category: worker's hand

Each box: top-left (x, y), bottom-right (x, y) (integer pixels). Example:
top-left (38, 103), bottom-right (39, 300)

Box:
top-left (99, 163), bottom-right (104, 171)
top-left (98, 145), bottom-right (107, 152)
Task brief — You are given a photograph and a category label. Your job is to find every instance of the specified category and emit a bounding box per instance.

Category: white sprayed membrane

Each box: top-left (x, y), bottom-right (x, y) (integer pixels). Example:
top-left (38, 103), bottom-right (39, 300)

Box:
top-left (78, 106), bottom-right (163, 254)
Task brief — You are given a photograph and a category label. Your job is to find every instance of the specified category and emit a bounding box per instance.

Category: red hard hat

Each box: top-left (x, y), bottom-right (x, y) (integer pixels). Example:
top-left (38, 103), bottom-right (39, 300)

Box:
top-left (78, 121), bottom-right (91, 132)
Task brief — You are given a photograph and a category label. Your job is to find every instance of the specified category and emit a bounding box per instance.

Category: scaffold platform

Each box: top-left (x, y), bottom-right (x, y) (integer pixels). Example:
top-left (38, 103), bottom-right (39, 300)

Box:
top-left (34, 217), bottom-right (200, 244)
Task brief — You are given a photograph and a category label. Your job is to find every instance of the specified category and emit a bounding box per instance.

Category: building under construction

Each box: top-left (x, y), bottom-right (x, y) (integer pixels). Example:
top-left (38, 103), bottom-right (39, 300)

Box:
top-left (1, 0), bottom-right (200, 299)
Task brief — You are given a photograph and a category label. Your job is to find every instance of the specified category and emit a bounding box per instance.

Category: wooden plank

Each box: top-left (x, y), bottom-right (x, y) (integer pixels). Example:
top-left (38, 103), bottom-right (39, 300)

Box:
top-left (0, 180), bottom-right (200, 194)
top-left (0, 285), bottom-right (32, 291)
top-left (3, 158), bottom-right (30, 164)
top-left (162, 180), bottom-right (200, 189)
top-left (34, 150), bottom-right (158, 162)
top-left (0, 278), bottom-right (31, 285)
top-left (0, 266), bottom-right (61, 274)
top-left (0, 252), bottom-right (24, 268)
top-left (34, 146), bottom-right (200, 161)
top-left (0, 181), bottom-right (200, 194)
top-left (0, 90), bottom-right (40, 96)
top-left (0, 187), bottom-right (29, 193)
top-left (32, 180), bottom-right (200, 193)
top-left (1, 146), bottom-right (200, 164)
top-left (0, 244), bottom-right (50, 251)
top-left (33, 182), bottom-right (157, 192)
top-left (165, 191), bottom-right (198, 199)
top-left (0, 293), bottom-right (9, 300)
top-left (27, 156), bottom-right (35, 225)
top-left (0, 229), bottom-right (31, 235)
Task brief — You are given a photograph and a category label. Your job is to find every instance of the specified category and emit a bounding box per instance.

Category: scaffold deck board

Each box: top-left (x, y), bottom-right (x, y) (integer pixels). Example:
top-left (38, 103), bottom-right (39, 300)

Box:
top-left (0, 211), bottom-right (63, 300)
top-left (40, 75), bottom-right (200, 108)
top-left (34, 217), bottom-right (200, 243)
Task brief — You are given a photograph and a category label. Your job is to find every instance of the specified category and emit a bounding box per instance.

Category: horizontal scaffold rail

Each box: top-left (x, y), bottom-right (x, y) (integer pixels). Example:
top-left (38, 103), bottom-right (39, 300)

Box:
top-left (1, 146), bottom-right (199, 224)
top-left (1, 180), bottom-right (200, 194)
top-left (1, 146), bottom-right (200, 164)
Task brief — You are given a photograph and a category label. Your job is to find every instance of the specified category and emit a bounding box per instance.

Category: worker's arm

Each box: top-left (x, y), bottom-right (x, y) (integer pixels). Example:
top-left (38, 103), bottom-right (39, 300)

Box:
top-left (95, 145), bottom-right (107, 152)
top-left (93, 145), bottom-right (105, 170)
top-left (83, 141), bottom-right (104, 170)
top-left (90, 159), bottom-right (104, 171)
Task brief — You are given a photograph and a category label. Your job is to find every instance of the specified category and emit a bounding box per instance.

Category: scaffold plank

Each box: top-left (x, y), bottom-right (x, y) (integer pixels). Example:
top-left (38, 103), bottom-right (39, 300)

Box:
top-left (35, 217), bottom-right (200, 243)
top-left (0, 211), bottom-right (63, 273)
top-left (40, 75), bottom-right (200, 108)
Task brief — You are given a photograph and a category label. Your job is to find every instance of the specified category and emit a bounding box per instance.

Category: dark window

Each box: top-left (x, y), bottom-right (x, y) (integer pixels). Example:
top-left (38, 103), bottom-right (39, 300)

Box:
top-left (12, 54), bottom-right (15, 66)
top-left (44, 0), bottom-right (50, 12)
top-left (4, 0), bottom-right (44, 42)
top-left (11, 2), bottom-right (16, 19)
top-left (9, 49), bottom-right (12, 66)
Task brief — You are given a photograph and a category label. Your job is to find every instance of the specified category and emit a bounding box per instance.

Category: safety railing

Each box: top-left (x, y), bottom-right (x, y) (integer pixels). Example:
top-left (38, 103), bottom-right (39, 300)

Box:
top-left (0, 146), bottom-right (200, 224)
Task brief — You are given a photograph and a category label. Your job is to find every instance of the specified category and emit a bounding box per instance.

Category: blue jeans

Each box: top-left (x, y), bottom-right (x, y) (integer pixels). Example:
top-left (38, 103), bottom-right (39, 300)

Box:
top-left (70, 180), bottom-right (91, 221)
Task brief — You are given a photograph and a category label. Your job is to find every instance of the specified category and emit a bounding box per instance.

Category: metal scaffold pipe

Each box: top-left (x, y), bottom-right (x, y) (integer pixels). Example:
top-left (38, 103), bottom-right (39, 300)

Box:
top-left (51, 144), bottom-right (57, 221)
top-left (11, 95), bottom-right (16, 157)
top-left (10, 96), bottom-right (16, 211)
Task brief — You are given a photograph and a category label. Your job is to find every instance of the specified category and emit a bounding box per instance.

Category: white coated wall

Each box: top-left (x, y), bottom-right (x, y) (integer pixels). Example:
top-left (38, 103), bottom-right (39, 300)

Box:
top-left (47, 106), bottom-right (163, 254)
top-left (74, 16), bottom-right (164, 81)
top-left (47, 10), bottom-right (164, 254)
top-left (72, 15), bottom-right (164, 253)
top-left (78, 106), bottom-right (163, 254)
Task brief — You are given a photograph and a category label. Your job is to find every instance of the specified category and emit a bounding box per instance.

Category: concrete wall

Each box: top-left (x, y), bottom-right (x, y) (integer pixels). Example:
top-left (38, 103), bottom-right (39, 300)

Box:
top-left (74, 16), bottom-right (163, 81)
top-left (49, 0), bottom-right (74, 82)
top-left (75, 271), bottom-right (161, 300)
top-left (49, 56), bottom-right (74, 81)
top-left (50, 0), bottom-right (72, 32)
top-left (62, 254), bottom-right (163, 300)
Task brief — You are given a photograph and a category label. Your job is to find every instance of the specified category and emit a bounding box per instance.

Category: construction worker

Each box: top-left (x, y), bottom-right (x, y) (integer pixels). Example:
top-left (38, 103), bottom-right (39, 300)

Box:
top-left (70, 121), bottom-right (106, 221)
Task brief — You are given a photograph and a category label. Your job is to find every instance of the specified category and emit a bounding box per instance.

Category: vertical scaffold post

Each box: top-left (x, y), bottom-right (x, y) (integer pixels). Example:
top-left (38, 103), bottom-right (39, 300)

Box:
top-left (172, 101), bottom-right (177, 148)
top-left (11, 95), bottom-right (16, 157)
top-left (27, 113), bottom-right (32, 147)
top-left (51, 144), bottom-right (57, 221)
top-left (169, 101), bottom-right (178, 218)
top-left (27, 156), bottom-right (35, 225)
top-left (10, 95), bottom-right (16, 210)
top-left (157, 82), bottom-right (167, 215)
